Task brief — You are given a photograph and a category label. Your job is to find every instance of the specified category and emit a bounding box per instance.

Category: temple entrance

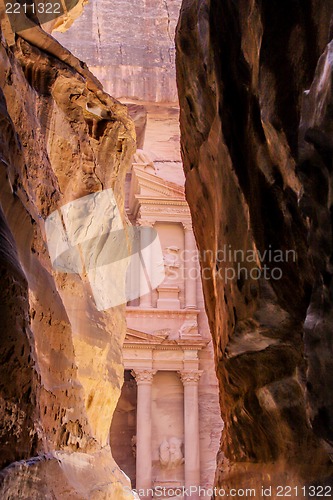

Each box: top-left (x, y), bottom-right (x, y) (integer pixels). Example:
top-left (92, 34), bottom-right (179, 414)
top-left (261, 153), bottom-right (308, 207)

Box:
top-left (110, 370), bottom-right (137, 488)
top-left (151, 371), bottom-right (185, 491)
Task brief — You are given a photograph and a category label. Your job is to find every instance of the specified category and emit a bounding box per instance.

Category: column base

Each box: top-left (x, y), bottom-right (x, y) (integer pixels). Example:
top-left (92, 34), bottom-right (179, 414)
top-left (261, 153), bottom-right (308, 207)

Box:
top-left (157, 286), bottom-right (180, 310)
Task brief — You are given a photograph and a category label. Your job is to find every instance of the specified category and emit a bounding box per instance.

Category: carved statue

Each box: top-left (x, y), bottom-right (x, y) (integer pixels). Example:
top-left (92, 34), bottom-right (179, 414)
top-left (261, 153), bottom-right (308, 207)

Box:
top-left (179, 320), bottom-right (198, 338)
top-left (163, 246), bottom-right (180, 279)
top-left (159, 437), bottom-right (184, 469)
top-left (133, 150), bottom-right (156, 173)
top-left (159, 439), bottom-right (170, 468)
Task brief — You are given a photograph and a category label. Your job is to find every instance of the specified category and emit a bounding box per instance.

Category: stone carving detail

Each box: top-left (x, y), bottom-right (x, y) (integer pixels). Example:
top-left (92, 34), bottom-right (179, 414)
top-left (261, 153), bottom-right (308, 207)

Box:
top-left (137, 219), bottom-right (154, 227)
top-left (159, 437), bottom-right (184, 469)
top-left (163, 246), bottom-right (180, 276)
top-left (182, 222), bottom-right (192, 231)
top-left (131, 369), bottom-right (156, 383)
top-left (145, 205), bottom-right (190, 213)
top-left (179, 320), bottom-right (199, 338)
top-left (153, 328), bottom-right (171, 338)
top-left (178, 370), bottom-right (203, 385)
top-left (133, 149), bottom-right (155, 169)
top-left (131, 435), bottom-right (137, 458)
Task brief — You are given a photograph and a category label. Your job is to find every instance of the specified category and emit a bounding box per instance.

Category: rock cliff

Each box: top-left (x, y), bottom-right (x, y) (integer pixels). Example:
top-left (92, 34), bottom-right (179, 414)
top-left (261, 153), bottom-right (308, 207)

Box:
top-left (53, 0), bottom-right (182, 102)
top-left (0, 6), bottom-right (136, 499)
top-left (176, 0), bottom-right (333, 494)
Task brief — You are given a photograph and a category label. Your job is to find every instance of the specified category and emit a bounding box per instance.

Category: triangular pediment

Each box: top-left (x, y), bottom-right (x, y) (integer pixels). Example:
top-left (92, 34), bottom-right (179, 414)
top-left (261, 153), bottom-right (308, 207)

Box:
top-left (131, 166), bottom-right (185, 200)
top-left (125, 328), bottom-right (169, 344)
top-left (125, 328), bottom-right (209, 350)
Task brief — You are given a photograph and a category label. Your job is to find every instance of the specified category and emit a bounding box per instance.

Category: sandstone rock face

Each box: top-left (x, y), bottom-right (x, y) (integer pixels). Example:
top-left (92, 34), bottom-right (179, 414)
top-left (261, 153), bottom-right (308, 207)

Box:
top-left (54, 0), bottom-right (182, 102)
top-left (176, 0), bottom-right (333, 494)
top-left (0, 12), bottom-right (136, 499)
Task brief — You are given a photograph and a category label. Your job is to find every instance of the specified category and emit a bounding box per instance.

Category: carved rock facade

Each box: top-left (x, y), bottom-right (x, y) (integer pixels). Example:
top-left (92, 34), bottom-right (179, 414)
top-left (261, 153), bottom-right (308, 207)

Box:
top-left (54, 0), bottom-right (183, 102)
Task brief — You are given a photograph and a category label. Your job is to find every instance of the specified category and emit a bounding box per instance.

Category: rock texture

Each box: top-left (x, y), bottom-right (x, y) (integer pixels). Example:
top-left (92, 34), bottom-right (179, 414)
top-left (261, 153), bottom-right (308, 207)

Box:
top-left (176, 0), bottom-right (333, 495)
top-left (0, 8), bottom-right (136, 499)
top-left (0, 0), bottom-right (88, 37)
top-left (53, 0), bottom-right (182, 102)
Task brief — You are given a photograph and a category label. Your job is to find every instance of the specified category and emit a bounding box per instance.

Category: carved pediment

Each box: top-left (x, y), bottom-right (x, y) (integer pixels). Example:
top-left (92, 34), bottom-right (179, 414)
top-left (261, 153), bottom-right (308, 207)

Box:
top-left (125, 328), bottom-right (169, 344)
top-left (132, 150), bottom-right (184, 196)
top-left (128, 165), bottom-right (185, 215)
top-left (138, 177), bottom-right (184, 199)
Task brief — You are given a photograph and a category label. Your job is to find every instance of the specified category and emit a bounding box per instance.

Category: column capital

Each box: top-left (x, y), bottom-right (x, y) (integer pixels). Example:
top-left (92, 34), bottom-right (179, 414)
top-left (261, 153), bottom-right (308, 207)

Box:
top-left (137, 219), bottom-right (154, 228)
top-left (131, 369), bottom-right (156, 384)
top-left (178, 370), bottom-right (203, 385)
top-left (182, 221), bottom-right (193, 231)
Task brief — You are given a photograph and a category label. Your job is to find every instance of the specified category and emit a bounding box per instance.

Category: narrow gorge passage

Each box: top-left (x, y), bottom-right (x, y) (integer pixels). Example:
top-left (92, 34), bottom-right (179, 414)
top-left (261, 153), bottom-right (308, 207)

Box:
top-left (0, 1), bottom-right (333, 499)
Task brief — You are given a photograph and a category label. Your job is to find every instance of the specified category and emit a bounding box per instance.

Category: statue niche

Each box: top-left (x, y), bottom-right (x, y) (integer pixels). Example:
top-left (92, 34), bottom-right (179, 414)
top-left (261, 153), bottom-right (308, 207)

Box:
top-left (159, 437), bottom-right (184, 469)
top-left (163, 246), bottom-right (180, 282)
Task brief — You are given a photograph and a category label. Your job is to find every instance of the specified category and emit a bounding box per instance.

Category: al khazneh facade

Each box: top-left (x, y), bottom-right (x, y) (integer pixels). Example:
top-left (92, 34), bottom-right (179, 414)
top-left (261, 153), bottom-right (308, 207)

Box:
top-left (110, 149), bottom-right (223, 499)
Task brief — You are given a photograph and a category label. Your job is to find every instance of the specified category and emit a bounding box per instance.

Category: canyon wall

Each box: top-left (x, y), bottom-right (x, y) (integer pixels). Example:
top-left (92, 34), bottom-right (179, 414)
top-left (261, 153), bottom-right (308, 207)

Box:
top-left (54, 0), bottom-right (182, 102)
top-left (0, 6), bottom-right (136, 499)
top-left (176, 0), bottom-right (333, 495)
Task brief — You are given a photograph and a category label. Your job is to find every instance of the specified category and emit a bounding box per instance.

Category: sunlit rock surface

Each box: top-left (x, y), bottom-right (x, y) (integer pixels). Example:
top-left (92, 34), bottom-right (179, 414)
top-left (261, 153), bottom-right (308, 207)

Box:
top-left (0, 10), bottom-right (136, 499)
top-left (176, 0), bottom-right (333, 494)
top-left (53, 0), bottom-right (182, 102)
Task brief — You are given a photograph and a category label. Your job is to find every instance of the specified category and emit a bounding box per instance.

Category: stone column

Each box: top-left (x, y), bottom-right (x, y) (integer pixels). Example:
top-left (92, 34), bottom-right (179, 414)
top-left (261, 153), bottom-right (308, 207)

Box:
top-left (138, 221), bottom-right (153, 308)
top-left (179, 370), bottom-right (203, 499)
top-left (132, 369), bottom-right (156, 499)
top-left (183, 223), bottom-right (197, 309)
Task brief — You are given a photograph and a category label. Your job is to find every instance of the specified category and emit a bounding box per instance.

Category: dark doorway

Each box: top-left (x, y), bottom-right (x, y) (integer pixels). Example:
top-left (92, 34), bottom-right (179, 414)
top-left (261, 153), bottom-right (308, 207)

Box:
top-left (110, 370), bottom-right (137, 488)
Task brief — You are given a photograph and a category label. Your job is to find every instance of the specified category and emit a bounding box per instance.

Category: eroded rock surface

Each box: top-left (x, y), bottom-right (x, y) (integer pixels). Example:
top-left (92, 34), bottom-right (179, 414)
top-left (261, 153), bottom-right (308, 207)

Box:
top-left (53, 0), bottom-right (182, 102)
top-left (0, 9), bottom-right (136, 499)
top-left (176, 0), bottom-right (333, 494)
